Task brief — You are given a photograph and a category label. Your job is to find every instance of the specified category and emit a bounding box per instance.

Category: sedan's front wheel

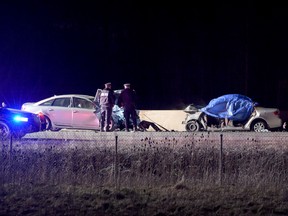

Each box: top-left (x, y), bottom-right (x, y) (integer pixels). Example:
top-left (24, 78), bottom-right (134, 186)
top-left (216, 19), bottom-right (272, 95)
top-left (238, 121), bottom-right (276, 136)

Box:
top-left (251, 120), bottom-right (267, 132)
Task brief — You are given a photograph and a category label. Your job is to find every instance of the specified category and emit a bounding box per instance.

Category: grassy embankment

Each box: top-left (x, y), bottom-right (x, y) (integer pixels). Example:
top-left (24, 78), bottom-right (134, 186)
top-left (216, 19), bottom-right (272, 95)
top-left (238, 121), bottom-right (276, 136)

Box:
top-left (1, 133), bottom-right (288, 215)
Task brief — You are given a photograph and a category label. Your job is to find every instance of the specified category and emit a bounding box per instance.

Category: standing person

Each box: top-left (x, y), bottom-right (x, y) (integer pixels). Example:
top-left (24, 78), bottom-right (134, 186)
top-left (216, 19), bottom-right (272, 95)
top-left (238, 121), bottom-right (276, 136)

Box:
top-left (117, 83), bottom-right (138, 132)
top-left (99, 82), bottom-right (115, 132)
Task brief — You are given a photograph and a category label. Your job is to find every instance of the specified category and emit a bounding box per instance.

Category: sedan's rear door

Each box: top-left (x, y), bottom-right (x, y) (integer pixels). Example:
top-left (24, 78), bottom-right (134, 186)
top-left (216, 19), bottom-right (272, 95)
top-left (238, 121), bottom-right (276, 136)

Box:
top-left (47, 97), bottom-right (73, 127)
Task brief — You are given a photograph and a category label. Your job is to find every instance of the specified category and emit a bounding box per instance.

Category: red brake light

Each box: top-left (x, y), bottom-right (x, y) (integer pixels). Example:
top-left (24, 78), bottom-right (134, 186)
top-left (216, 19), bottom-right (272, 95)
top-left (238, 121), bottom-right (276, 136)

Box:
top-left (37, 112), bottom-right (45, 119)
top-left (274, 110), bottom-right (280, 116)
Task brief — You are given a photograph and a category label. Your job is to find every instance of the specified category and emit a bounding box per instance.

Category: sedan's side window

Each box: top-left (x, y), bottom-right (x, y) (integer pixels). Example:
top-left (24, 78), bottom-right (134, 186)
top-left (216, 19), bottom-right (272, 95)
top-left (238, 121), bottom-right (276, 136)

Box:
top-left (73, 98), bottom-right (94, 109)
top-left (84, 101), bottom-right (95, 109)
top-left (39, 99), bottom-right (54, 106)
top-left (52, 98), bottom-right (71, 107)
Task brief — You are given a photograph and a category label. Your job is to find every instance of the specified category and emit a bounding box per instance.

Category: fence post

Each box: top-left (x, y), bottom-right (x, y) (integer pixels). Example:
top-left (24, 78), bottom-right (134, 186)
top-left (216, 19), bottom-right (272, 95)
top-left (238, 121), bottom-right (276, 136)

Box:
top-left (9, 134), bottom-right (13, 163)
top-left (10, 134), bottom-right (12, 155)
top-left (219, 134), bottom-right (223, 185)
top-left (114, 135), bottom-right (119, 190)
top-left (0, 139), bottom-right (4, 186)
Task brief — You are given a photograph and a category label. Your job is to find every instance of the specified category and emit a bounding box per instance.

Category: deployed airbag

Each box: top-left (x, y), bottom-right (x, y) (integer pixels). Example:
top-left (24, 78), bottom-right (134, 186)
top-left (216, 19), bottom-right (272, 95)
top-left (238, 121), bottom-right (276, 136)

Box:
top-left (200, 94), bottom-right (255, 122)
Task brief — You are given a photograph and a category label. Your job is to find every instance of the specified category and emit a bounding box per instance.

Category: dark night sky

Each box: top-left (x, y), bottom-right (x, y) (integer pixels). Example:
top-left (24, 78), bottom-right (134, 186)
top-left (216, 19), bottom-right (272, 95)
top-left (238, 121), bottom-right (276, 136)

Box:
top-left (1, 2), bottom-right (288, 110)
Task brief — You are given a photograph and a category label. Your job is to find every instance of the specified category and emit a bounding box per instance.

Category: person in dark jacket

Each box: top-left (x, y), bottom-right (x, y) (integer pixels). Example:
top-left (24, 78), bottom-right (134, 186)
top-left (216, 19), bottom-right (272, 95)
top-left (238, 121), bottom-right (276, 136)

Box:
top-left (117, 83), bottom-right (138, 132)
top-left (100, 82), bottom-right (115, 132)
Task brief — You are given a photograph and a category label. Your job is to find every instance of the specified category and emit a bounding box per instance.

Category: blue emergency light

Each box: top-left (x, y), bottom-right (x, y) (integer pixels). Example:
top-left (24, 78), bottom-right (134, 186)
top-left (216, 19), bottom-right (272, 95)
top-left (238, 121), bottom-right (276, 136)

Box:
top-left (13, 115), bottom-right (28, 122)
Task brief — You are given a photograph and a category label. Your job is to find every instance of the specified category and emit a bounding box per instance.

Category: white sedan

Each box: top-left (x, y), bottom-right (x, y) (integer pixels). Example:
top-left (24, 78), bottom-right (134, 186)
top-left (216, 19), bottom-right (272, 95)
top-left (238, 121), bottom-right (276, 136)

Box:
top-left (21, 94), bottom-right (101, 131)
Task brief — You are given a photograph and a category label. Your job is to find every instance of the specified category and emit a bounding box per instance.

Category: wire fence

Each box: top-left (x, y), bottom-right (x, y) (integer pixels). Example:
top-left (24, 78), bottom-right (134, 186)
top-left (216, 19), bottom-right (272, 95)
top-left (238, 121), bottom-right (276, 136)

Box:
top-left (1, 131), bottom-right (288, 189)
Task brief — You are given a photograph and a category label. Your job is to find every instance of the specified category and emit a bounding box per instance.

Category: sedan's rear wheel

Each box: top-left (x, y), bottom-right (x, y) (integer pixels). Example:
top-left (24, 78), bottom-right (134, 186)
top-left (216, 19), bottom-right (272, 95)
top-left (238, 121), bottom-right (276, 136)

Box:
top-left (185, 120), bottom-right (200, 132)
top-left (44, 116), bottom-right (52, 130)
top-left (251, 120), bottom-right (267, 132)
top-left (0, 121), bottom-right (11, 140)
top-left (43, 116), bottom-right (61, 131)
top-left (50, 128), bottom-right (61, 132)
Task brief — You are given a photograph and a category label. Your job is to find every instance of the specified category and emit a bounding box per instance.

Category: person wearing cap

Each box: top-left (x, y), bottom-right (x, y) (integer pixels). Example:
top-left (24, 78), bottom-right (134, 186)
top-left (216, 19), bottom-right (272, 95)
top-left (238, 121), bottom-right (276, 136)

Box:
top-left (117, 83), bottom-right (138, 132)
top-left (99, 82), bottom-right (115, 132)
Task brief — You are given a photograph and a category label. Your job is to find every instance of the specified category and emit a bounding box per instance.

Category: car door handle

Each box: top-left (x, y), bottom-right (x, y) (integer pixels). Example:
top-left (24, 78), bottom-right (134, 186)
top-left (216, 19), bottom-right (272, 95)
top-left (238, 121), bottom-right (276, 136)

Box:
top-left (48, 109), bottom-right (54, 111)
top-left (73, 111), bottom-right (78, 113)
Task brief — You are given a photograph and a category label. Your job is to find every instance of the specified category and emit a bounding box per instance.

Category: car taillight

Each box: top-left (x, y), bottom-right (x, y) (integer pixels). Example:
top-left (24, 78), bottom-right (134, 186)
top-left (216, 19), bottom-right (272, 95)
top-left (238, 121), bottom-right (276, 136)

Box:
top-left (37, 112), bottom-right (45, 120)
top-left (274, 110), bottom-right (280, 116)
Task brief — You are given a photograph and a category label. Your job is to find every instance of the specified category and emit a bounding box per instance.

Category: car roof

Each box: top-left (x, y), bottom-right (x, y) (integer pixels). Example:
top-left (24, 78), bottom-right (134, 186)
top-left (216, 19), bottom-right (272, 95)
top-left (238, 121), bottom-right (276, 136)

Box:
top-left (52, 94), bottom-right (94, 98)
top-left (35, 94), bottom-right (94, 104)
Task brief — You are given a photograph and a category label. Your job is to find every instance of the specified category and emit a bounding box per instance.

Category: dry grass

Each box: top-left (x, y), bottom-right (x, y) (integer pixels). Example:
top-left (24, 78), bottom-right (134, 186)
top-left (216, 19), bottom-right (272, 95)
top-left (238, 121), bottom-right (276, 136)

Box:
top-left (1, 183), bottom-right (288, 215)
top-left (1, 132), bottom-right (288, 215)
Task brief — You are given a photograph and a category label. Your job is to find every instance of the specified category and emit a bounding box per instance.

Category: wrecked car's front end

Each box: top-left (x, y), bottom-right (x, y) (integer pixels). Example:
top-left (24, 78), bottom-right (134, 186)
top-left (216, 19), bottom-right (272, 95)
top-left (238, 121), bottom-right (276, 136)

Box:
top-left (182, 104), bottom-right (206, 132)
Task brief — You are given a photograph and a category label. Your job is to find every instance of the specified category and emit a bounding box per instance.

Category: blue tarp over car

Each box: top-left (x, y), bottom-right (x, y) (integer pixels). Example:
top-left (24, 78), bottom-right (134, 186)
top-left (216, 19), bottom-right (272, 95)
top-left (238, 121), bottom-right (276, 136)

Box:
top-left (200, 94), bottom-right (256, 122)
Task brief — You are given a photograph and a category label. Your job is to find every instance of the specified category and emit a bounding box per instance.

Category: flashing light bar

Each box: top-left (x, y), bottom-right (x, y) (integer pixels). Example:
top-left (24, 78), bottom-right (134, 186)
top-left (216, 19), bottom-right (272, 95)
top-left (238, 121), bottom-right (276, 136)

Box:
top-left (13, 115), bottom-right (28, 122)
